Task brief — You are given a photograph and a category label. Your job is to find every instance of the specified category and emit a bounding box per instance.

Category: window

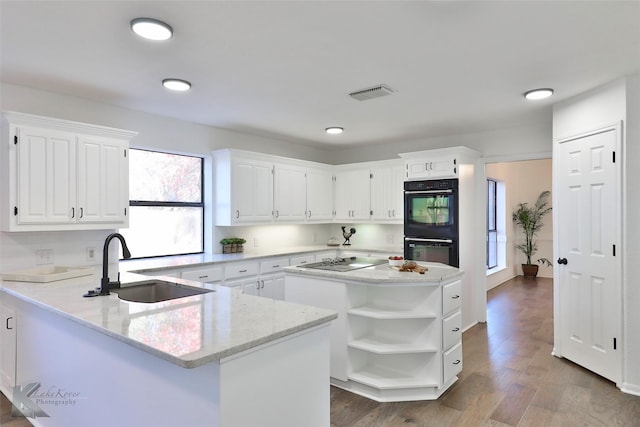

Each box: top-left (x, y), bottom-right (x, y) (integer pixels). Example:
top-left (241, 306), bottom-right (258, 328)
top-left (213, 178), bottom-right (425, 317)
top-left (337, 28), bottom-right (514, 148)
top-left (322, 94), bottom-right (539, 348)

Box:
top-left (487, 179), bottom-right (498, 269)
top-left (120, 149), bottom-right (204, 259)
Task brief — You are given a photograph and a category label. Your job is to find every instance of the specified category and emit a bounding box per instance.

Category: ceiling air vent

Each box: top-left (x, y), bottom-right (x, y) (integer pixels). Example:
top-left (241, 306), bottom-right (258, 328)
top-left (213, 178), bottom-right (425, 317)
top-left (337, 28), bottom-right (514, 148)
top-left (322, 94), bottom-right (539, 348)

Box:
top-left (348, 84), bottom-right (395, 101)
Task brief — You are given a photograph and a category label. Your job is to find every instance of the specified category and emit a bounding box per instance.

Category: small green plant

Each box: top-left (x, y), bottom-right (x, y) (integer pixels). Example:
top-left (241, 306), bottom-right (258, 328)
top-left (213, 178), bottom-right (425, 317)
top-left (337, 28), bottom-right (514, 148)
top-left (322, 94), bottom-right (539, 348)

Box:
top-left (512, 191), bottom-right (552, 265)
top-left (220, 238), bottom-right (246, 245)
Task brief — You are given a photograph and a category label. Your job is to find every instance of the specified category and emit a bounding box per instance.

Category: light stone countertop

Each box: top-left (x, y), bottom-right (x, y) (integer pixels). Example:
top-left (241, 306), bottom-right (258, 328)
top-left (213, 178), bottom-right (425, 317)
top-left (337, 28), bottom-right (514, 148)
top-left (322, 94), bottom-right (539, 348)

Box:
top-left (120, 244), bottom-right (403, 274)
top-left (0, 270), bottom-right (337, 368)
top-left (284, 261), bottom-right (463, 285)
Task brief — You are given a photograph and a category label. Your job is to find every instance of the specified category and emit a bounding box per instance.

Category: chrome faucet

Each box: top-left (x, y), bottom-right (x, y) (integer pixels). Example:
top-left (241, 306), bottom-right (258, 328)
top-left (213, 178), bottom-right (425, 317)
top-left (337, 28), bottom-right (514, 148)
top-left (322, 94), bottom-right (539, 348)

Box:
top-left (99, 233), bottom-right (132, 296)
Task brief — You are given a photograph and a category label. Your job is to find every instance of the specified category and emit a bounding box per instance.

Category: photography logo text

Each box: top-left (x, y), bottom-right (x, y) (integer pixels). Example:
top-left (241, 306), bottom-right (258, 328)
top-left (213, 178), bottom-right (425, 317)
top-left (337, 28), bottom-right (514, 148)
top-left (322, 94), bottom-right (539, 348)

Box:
top-left (12, 382), bottom-right (83, 419)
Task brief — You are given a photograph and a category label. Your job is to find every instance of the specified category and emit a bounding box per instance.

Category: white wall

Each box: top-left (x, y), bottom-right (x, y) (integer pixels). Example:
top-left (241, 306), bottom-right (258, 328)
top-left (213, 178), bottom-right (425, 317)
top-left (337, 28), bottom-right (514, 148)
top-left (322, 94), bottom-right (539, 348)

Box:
top-left (327, 122), bottom-right (552, 164)
top-left (486, 159), bottom-right (553, 289)
top-left (552, 76), bottom-right (640, 395)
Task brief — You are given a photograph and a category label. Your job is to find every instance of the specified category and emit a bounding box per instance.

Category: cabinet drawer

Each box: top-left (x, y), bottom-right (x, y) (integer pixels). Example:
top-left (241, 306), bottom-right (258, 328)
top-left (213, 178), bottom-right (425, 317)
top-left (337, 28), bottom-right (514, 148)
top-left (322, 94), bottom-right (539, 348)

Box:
top-left (443, 341), bottom-right (463, 382)
top-left (224, 262), bottom-right (259, 280)
top-left (181, 266), bottom-right (223, 283)
top-left (442, 310), bottom-right (462, 351)
top-left (442, 280), bottom-right (462, 316)
top-left (260, 258), bottom-right (290, 274)
top-left (290, 255), bottom-right (315, 267)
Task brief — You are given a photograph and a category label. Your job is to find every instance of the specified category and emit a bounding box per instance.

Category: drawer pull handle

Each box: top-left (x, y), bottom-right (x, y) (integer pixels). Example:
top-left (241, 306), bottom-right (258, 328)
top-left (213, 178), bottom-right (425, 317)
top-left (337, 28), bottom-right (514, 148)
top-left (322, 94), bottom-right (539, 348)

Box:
top-left (272, 265), bottom-right (280, 268)
top-left (453, 360), bottom-right (461, 365)
top-left (6, 317), bottom-right (13, 330)
top-left (198, 275), bottom-right (208, 279)
top-left (451, 295), bottom-right (460, 299)
top-left (239, 269), bottom-right (247, 273)
top-left (452, 327), bottom-right (460, 332)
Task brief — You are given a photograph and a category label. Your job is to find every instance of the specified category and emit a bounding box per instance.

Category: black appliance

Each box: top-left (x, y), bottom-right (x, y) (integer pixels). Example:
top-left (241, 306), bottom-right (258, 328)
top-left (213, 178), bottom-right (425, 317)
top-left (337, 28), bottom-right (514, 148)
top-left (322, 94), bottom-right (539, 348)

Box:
top-left (404, 238), bottom-right (459, 267)
top-left (404, 179), bottom-right (459, 267)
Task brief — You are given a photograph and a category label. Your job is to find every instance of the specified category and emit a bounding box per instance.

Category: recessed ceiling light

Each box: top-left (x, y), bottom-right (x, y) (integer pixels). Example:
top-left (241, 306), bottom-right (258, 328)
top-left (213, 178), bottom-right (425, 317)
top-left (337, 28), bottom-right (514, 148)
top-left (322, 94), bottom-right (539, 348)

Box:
top-left (325, 127), bottom-right (344, 135)
top-left (162, 79), bottom-right (191, 91)
top-left (524, 88), bottom-right (554, 100)
top-left (131, 18), bottom-right (173, 41)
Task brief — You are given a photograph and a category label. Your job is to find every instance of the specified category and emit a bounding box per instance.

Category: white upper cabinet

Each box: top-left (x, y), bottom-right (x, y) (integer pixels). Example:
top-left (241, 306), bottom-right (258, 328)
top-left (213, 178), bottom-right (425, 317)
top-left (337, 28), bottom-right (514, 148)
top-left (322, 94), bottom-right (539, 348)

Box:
top-left (77, 135), bottom-right (129, 224)
top-left (334, 167), bottom-right (371, 221)
top-left (370, 161), bottom-right (404, 222)
top-left (405, 156), bottom-right (458, 180)
top-left (214, 149), bottom-right (335, 225)
top-left (231, 157), bottom-right (274, 223)
top-left (273, 163), bottom-right (307, 222)
top-left (305, 166), bottom-right (334, 222)
top-left (1, 112), bottom-right (136, 232)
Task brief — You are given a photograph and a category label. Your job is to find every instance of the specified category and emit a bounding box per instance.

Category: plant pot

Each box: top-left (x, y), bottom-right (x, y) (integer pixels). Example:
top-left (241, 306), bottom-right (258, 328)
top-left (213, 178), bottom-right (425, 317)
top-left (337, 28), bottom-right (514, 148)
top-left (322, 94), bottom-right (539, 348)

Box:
top-left (232, 244), bottom-right (244, 253)
top-left (222, 244), bottom-right (233, 254)
top-left (522, 263), bottom-right (539, 279)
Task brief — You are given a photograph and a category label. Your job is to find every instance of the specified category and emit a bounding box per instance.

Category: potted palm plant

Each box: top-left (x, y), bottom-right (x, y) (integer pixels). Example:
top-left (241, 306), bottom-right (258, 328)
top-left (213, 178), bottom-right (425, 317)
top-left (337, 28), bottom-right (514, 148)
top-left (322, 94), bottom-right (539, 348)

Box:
top-left (512, 191), bottom-right (552, 278)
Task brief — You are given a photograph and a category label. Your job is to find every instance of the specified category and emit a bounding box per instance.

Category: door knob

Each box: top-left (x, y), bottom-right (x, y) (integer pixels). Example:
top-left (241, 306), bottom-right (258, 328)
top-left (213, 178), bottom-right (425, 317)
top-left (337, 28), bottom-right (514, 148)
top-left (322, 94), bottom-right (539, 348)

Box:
top-left (557, 257), bottom-right (568, 265)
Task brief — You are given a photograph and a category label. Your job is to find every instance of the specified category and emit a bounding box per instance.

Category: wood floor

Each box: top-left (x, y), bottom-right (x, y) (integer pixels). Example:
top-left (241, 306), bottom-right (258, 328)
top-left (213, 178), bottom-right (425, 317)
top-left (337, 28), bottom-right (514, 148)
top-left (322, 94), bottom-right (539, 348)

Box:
top-left (2, 276), bottom-right (639, 426)
top-left (330, 276), bottom-right (640, 427)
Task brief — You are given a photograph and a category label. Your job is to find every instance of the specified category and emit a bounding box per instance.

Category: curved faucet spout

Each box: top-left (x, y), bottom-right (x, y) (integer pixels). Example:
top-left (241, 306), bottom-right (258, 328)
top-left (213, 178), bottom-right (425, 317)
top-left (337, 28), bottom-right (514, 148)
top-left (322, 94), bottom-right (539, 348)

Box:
top-left (100, 233), bottom-right (132, 296)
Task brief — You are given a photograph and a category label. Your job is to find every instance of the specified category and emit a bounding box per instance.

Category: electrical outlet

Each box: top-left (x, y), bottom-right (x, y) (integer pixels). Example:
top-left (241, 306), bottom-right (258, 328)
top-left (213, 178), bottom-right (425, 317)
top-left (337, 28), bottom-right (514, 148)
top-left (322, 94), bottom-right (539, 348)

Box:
top-left (86, 247), bottom-right (96, 261)
top-left (35, 249), bottom-right (53, 265)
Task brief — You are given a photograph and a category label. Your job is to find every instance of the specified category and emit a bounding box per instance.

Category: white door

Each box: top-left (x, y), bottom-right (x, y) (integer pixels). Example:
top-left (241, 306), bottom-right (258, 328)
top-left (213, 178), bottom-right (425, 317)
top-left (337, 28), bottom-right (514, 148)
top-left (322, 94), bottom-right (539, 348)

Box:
top-left (555, 125), bottom-right (621, 383)
top-left (231, 159), bottom-right (273, 222)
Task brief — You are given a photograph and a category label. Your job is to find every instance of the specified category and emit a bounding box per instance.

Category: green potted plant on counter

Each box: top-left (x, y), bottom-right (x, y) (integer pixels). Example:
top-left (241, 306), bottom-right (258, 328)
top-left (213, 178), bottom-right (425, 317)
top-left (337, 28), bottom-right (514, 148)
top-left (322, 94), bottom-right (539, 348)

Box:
top-left (512, 190), bottom-right (552, 278)
top-left (220, 238), bottom-right (246, 254)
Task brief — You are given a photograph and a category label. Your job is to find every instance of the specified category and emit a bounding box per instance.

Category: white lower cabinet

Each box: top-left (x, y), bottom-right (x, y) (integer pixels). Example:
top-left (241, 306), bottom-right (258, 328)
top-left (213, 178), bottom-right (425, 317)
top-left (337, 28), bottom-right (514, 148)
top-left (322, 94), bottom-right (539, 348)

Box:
top-left (0, 296), bottom-right (17, 398)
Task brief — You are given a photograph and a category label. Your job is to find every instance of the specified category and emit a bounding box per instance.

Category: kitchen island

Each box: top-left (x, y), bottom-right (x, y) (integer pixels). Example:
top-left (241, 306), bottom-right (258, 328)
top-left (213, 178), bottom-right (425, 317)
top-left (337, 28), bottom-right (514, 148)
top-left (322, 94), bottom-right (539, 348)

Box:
top-left (0, 271), bottom-right (336, 427)
top-left (284, 259), bottom-right (464, 402)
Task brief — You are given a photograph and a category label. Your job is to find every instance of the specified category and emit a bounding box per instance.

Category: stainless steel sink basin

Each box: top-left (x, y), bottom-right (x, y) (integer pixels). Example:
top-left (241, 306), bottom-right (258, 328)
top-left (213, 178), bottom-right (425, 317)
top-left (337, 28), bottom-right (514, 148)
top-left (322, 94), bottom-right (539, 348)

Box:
top-left (113, 280), bottom-right (213, 303)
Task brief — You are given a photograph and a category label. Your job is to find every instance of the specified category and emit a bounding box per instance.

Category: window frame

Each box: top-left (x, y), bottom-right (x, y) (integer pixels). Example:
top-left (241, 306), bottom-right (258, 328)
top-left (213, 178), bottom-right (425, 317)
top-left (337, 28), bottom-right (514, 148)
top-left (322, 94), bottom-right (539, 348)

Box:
top-left (125, 148), bottom-right (205, 259)
top-left (487, 178), bottom-right (498, 269)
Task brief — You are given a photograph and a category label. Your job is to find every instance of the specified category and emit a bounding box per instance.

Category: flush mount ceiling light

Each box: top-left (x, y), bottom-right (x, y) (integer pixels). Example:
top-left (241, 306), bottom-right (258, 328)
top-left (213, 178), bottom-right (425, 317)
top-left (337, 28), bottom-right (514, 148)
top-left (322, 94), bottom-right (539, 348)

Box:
top-left (325, 127), bottom-right (344, 135)
top-left (524, 88), bottom-right (554, 100)
top-left (162, 79), bottom-right (191, 91)
top-left (131, 18), bottom-right (173, 41)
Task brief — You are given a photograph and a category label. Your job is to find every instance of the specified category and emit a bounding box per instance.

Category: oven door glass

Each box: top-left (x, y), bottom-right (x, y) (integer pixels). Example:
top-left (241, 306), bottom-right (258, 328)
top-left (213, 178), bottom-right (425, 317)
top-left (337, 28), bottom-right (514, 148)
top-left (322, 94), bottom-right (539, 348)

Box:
top-left (404, 191), bottom-right (458, 239)
top-left (407, 193), bottom-right (454, 226)
top-left (405, 239), bottom-right (459, 267)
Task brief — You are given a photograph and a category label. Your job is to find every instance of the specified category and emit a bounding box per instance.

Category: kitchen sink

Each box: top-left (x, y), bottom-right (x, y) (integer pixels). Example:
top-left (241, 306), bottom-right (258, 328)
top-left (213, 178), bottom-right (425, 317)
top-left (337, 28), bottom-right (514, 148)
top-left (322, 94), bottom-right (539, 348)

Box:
top-left (113, 280), bottom-right (213, 303)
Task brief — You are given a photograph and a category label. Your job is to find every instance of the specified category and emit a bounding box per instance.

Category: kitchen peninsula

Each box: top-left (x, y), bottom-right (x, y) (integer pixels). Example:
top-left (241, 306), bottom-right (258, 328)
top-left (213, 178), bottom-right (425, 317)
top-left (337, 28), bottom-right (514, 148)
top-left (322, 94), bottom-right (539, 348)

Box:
top-left (0, 271), bottom-right (336, 427)
top-left (284, 259), bottom-right (464, 402)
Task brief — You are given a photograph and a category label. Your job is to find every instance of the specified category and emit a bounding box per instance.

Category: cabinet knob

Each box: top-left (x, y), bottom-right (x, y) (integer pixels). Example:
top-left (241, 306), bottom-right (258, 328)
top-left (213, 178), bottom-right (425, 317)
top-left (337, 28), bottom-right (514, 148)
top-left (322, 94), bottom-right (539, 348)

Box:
top-left (453, 359), bottom-right (461, 365)
top-left (557, 257), bottom-right (568, 265)
top-left (452, 327), bottom-right (460, 332)
top-left (6, 317), bottom-right (13, 330)
top-left (236, 210), bottom-right (240, 219)
top-left (451, 295), bottom-right (460, 299)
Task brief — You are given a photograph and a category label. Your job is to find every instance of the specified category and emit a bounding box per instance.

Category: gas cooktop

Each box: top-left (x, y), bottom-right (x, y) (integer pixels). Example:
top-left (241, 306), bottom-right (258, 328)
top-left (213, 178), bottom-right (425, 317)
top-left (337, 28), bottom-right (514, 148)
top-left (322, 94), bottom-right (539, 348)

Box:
top-left (299, 257), bottom-right (386, 272)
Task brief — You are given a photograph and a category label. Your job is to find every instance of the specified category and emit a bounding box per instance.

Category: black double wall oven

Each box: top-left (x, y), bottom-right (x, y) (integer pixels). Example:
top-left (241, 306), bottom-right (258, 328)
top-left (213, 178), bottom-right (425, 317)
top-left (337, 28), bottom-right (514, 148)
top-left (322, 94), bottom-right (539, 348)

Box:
top-left (404, 178), bottom-right (459, 267)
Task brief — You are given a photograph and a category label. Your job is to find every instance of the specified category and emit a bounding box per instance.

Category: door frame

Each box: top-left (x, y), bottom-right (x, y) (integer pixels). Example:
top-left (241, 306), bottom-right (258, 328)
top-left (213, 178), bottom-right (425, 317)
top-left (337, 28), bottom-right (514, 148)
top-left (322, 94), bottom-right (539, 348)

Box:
top-left (551, 121), bottom-right (623, 385)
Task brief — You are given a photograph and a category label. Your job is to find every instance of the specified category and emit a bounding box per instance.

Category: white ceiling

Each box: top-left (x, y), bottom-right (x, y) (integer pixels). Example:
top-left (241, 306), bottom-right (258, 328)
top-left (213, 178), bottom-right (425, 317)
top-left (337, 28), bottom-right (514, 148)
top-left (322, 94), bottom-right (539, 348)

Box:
top-left (1, 1), bottom-right (639, 149)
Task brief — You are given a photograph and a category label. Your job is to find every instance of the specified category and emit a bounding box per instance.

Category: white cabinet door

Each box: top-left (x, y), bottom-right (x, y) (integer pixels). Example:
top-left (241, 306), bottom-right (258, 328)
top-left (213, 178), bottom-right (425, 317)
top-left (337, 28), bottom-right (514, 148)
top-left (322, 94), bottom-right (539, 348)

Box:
top-left (405, 157), bottom-right (457, 180)
top-left (261, 275), bottom-right (285, 300)
top-left (305, 167), bottom-right (334, 222)
top-left (16, 126), bottom-right (76, 224)
top-left (429, 158), bottom-right (457, 178)
top-left (242, 279), bottom-right (262, 296)
top-left (0, 299), bottom-right (17, 397)
top-left (370, 164), bottom-right (403, 222)
top-left (231, 158), bottom-right (273, 223)
top-left (273, 163), bottom-right (307, 221)
top-left (77, 135), bottom-right (128, 224)
top-left (334, 168), bottom-right (370, 221)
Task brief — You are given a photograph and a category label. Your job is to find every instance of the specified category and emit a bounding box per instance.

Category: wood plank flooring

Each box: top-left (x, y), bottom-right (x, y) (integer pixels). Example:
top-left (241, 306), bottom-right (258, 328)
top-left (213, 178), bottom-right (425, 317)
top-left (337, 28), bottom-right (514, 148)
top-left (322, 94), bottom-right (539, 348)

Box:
top-left (2, 276), bottom-right (639, 426)
top-left (330, 276), bottom-right (640, 427)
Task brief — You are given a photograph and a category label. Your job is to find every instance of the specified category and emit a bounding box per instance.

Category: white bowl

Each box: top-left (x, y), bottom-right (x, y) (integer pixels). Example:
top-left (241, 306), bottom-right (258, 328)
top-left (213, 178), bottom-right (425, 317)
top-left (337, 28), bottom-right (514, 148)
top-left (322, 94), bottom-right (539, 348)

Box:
top-left (388, 259), bottom-right (405, 267)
